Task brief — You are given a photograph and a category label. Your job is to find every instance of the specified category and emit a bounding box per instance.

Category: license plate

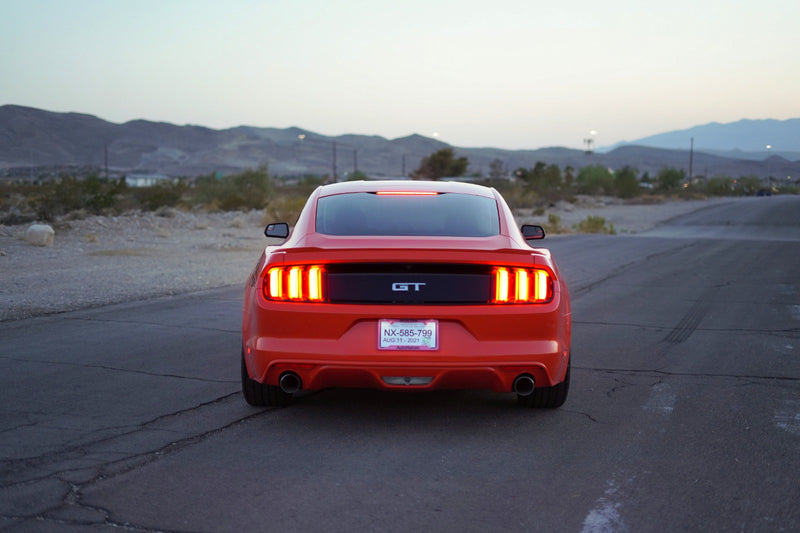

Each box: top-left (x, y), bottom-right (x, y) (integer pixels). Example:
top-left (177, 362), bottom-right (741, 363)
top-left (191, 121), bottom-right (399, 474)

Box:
top-left (378, 319), bottom-right (438, 350)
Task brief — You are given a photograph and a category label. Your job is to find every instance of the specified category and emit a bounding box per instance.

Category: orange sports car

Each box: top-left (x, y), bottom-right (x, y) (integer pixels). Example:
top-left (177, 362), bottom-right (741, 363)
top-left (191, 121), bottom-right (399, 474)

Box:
top-left (241, 180), bottom-right (571, 408)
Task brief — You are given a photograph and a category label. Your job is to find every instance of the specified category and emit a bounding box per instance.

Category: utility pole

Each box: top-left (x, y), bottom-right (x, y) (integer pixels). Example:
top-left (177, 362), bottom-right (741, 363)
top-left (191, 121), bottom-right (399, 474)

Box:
top-left (332, 141), bottom-right (337, 182)
top-left (689, 137), bottom-right (694, 180)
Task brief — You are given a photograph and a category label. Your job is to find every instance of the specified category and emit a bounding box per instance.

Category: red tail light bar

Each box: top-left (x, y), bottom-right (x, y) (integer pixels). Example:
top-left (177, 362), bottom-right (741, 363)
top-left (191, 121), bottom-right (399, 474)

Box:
top-left (263, 265), bottom-right (553, 304)
top-left (491, 267), bottom-right (553, 304)
top-left (264, 265), bottom-right (325, 302)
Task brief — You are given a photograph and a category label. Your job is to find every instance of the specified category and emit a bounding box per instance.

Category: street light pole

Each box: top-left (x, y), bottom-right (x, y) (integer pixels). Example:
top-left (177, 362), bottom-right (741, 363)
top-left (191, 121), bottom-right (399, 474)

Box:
top-left (766, 144), bottom-right (772, 180)
top-left (298, 134), bottom-right (336, 181)
top-left (583, 130), bottom-right (597, 155)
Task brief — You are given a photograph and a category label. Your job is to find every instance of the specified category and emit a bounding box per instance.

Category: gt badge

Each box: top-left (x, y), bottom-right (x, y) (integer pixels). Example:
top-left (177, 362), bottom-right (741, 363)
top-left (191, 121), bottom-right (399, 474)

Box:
top-left (391, 282), bottom-right (426, 292)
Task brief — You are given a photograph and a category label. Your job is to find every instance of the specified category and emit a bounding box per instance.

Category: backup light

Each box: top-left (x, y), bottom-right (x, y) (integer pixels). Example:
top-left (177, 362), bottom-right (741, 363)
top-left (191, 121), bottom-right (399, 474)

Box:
top-left (264, 265), bottom-right (326, 302)
top-left (492, 267), bottom-right (553, 304)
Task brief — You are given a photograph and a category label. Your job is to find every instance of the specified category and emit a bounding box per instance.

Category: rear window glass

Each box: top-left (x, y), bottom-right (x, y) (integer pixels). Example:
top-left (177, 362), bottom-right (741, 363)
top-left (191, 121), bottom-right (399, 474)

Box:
top-left (316, 192), bottom-right (500, 236)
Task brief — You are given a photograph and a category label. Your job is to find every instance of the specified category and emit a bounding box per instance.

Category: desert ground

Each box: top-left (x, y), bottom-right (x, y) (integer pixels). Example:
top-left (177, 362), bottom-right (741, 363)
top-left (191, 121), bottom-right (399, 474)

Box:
top-left (0, 196), bottom-right (735, 321)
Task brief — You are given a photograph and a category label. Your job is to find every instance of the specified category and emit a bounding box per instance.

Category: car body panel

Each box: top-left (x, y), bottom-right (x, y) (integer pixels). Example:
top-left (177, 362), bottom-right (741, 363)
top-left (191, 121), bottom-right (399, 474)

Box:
top-left (242, 180), bottom-right (571, 399)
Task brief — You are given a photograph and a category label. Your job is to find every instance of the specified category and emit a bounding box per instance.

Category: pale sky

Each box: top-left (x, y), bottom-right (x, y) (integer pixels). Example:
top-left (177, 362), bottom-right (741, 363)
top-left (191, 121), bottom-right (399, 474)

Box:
top-left (2, 0), bottom-right (798, 150)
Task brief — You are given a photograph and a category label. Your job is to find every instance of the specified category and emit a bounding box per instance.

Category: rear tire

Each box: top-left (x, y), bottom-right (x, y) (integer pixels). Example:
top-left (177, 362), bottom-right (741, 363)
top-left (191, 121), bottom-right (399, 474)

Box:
top-left (241, 351), bottom-right (291, 407)
top-left (518, 358), bottom-right (570, 408)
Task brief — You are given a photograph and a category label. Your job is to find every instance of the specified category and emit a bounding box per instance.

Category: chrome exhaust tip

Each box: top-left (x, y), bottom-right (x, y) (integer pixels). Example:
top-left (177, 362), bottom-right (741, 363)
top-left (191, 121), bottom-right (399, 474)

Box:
top-left (513, 374), bottom-right (535, 396)
top-left (279, 372), bottom-right (302, 394)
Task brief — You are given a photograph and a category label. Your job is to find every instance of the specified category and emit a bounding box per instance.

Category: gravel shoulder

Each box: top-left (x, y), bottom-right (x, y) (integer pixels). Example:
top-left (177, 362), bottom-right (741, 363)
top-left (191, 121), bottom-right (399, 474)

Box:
top-left (0, 197), bottom-right (736, 322)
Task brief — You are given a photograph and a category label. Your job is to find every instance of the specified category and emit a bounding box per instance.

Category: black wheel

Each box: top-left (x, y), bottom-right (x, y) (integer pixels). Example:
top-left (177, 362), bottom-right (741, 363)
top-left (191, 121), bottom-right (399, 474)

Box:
top-left (241, 351), bottom-right (291, 407)
top-left (518, 359), bottom-right (570, 408)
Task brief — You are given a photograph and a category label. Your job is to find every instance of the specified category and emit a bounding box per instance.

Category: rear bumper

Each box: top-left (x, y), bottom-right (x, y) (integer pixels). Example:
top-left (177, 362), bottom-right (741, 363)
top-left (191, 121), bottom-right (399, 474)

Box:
top-left (243, 313), bottom-right (570, 393)
top-left (245, 357), bottom-right (568, 394)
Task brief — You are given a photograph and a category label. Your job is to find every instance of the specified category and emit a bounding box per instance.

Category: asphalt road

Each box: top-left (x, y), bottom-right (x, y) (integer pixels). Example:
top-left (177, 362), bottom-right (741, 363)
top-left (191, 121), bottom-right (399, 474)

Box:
top-left (1, 196), bottom-right (799, 532)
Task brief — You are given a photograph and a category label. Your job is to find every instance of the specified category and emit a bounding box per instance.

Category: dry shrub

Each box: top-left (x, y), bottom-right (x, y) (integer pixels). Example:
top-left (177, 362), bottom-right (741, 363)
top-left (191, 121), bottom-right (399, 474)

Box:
top-left (574, 215), bottom-right (616, 235)
top-left (262, 196), bottom-right (306, 224)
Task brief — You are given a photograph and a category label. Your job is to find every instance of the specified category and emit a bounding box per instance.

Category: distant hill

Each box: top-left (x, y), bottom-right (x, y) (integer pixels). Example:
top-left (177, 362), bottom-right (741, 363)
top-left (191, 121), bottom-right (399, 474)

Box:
top-left (1, 105), bottom-right (797, 180)
top-left (606, 118), bottom-right (800, 161)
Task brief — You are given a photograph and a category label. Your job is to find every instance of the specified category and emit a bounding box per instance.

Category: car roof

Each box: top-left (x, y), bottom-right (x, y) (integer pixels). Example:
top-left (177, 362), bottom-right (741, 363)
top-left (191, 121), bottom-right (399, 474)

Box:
top-left (316, 180), bottom-right (496, 198)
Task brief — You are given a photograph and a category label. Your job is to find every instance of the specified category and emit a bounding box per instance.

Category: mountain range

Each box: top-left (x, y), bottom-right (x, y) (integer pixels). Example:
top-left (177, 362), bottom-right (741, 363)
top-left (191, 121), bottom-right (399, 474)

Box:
top-left (1, 105), bottom-right (798, 181)
top-left (604, 118), bottom-right (800, 161)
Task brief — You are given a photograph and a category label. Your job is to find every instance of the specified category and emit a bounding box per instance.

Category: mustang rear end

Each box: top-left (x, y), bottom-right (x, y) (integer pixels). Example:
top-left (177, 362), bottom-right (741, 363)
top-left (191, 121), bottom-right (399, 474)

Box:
top-left (241, 180), bottom-right (571, 408)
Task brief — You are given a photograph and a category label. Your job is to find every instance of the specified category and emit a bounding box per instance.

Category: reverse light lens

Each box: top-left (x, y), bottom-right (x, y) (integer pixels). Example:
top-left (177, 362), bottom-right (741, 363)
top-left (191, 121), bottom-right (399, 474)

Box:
top-left (264, 265), bottom-right (326, 302)
top-left (492, 267), bottom-right (553, 304)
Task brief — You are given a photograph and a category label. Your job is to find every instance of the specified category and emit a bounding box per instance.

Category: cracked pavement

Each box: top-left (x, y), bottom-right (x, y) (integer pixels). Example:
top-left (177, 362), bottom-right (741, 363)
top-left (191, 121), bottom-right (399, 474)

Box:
top-left (1, 196), bottom-right (799, 531)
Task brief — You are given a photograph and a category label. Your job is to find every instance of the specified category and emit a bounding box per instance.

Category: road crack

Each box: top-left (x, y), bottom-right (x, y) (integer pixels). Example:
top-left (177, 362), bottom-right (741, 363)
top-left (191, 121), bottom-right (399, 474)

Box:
top-left (1, 395), bottom-right (280, 531)
top-left (575, 365), bottom-right (800, 382)
top-left (0, 354), bottom-right (235, 384)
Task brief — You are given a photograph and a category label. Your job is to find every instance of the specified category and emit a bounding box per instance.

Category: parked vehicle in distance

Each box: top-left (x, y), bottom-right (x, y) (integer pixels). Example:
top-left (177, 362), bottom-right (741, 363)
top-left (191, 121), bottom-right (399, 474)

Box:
top-left (242, 180), bottom-right (571, 407)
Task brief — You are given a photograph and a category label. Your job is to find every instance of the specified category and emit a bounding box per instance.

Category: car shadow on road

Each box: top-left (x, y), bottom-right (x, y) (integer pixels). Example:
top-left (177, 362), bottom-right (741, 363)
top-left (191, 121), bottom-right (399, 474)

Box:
top-left (267, 387), bottom-right (568, 435)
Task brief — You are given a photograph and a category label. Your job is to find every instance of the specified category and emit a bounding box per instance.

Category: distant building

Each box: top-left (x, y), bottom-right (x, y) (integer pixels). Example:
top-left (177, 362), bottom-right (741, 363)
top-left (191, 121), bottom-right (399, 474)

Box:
top-left (125, 174), bottom-right (173, 188)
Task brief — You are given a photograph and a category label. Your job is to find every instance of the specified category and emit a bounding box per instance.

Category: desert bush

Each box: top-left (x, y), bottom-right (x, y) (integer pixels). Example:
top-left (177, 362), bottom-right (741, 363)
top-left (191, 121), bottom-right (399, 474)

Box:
top-left (134, 181), bottom-right (187, 211)
top-left (515, 162), bottom-right (566, 201)
top-left (704, 176), bottom-right (734, 196)
top-left (734, 176), bottom-right (762, 196)
top-left (613, 166), bottom-right (640, 198)
top-left (656, 168), bottom-right (685, 192)
top-left (576, 165), bottom-right (614, 195)
top-left (33, 175), bottom-right (127, 220)
top-left (574, 215), bottom-right (616, 234)
top-left (492, 181), bottom-right (538, 209)
top-left (192, 166), bottom-right (272, 210)
top-left (263, 196), bottom-right (307, 224)
top-left (546, 213), bottom-right (563, 234)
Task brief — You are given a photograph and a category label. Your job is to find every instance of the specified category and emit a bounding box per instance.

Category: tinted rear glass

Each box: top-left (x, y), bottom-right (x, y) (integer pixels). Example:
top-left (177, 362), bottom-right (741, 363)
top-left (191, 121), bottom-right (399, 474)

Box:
top-left (316, 192), bottom-right (500, 236)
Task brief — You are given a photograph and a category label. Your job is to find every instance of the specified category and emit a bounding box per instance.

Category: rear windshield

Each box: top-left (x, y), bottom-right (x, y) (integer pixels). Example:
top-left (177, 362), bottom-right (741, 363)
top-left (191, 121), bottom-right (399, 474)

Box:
top-left (316, 192), bottom-right (500, 237)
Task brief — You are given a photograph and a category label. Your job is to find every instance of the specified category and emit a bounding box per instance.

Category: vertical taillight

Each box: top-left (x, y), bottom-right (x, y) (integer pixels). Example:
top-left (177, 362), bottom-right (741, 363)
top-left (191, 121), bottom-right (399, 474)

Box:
top-left (268, 268), bottom-right (283, 299)
top-left (492, 267), bottom-right (553, 304)
top-left (495, 267), bottom-right (510, 303)
top-left (263, 265), bottom-right (326, 302)
top-left (307, 266), bottom-right (323, 301)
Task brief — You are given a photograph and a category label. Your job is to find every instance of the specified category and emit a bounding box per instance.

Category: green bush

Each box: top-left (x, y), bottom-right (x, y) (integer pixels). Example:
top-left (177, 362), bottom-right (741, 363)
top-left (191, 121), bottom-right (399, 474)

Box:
top-left (704, 176), bottom-right (734, 196)
top-left (492, 182), bottom-right (538, 209)
top-left (192, 166), bottom-right (272, 210)
top-left (33, 175), bottom-right (127, 220)
top-left (656, 168), bottom-right (685, 192)
top-left (613, 166), bottom-right (640, 198)
top-left (576, 165), bottom-right (614, 195)
top-left (263, 196), bottom-right (307, 224)
top-left (546, 213), bottom-right (563, 234)
top-left (134, 180), bottom-right (188, 211)
top-left (574, 215), bottom-right (616, 234)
